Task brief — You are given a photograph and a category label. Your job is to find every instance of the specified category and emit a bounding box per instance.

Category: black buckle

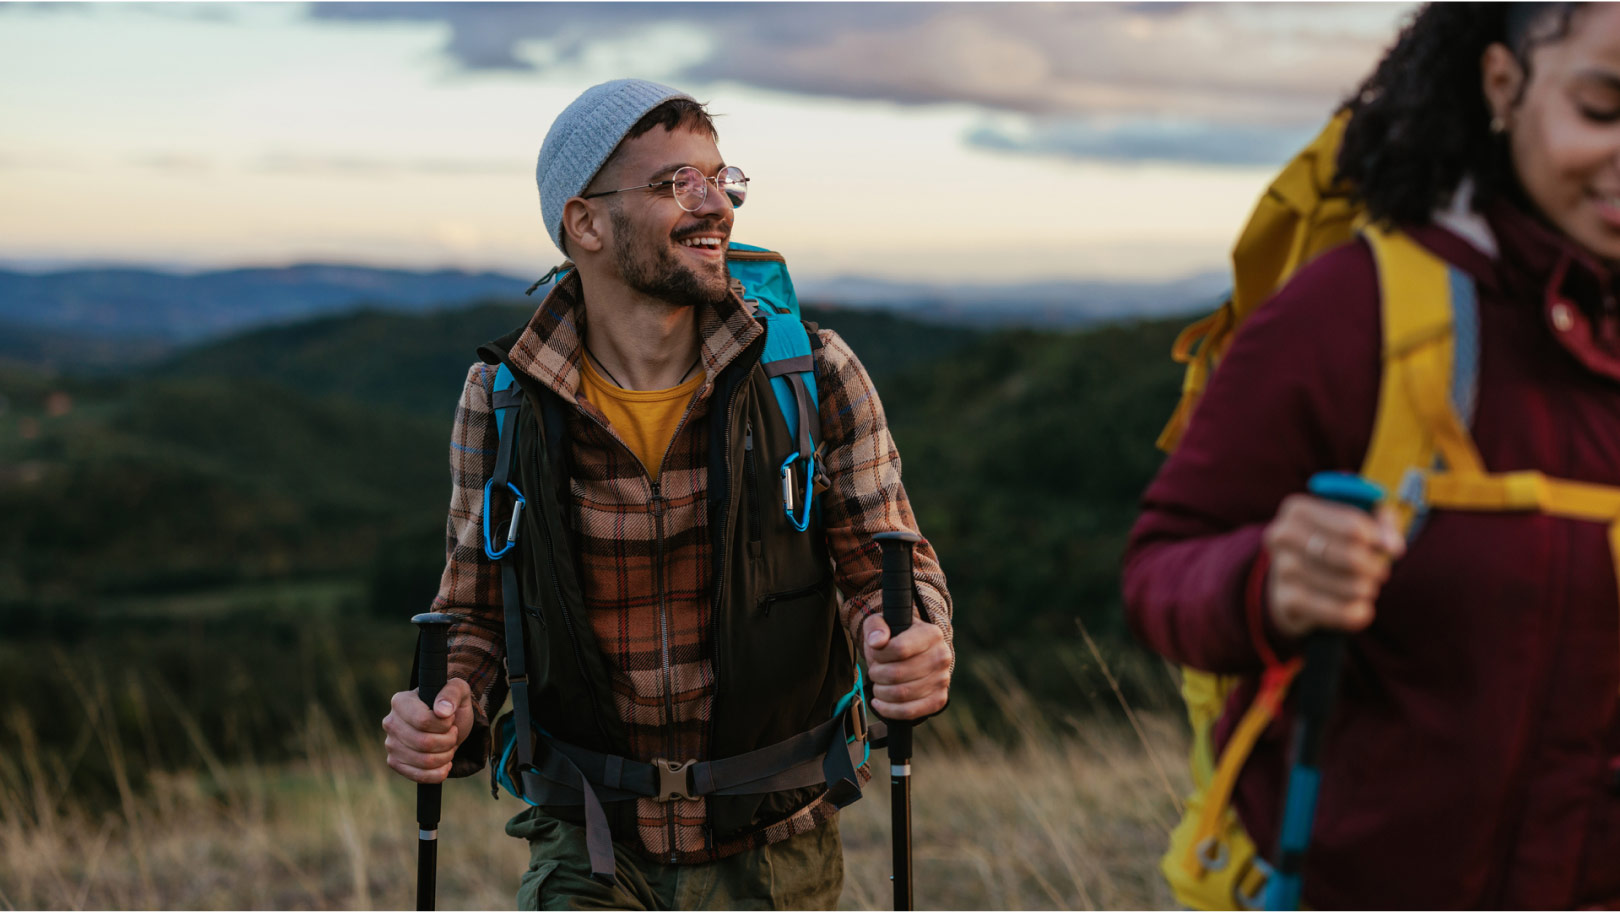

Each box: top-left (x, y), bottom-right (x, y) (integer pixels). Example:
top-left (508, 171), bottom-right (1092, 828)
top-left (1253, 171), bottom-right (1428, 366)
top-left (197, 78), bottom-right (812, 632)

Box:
top-left (652, 758), bottom-right (696, 802)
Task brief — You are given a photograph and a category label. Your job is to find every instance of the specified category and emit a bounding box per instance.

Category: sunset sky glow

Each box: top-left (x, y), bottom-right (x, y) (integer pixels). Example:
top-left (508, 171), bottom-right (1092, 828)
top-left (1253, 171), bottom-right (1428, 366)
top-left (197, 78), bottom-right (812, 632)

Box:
top-left (0, 2), bottom-right (1414, 283)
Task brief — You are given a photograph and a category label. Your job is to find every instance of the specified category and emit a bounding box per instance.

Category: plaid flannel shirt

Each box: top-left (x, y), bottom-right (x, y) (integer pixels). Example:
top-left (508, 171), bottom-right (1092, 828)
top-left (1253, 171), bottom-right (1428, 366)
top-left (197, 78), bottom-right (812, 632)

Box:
top-left (430, 271), bottom-right (953, 862)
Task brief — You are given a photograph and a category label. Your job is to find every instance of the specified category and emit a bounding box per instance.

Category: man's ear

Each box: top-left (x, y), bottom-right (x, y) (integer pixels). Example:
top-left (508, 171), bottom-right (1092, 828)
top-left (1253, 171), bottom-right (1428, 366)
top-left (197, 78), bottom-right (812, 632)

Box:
top-left (561, 197), bottom-right (607, 255)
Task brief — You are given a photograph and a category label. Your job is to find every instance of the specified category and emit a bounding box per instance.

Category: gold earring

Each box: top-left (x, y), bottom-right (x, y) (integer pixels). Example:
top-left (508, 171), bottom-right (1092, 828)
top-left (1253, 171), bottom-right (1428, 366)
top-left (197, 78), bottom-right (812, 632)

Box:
top-left (1490, 114), bottom-right (1508, 134)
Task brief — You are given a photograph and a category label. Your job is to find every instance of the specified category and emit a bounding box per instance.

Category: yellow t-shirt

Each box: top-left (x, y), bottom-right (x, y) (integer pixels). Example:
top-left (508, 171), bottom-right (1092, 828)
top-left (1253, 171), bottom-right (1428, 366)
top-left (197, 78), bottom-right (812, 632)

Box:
top-left (578, 356), bottom-right (706, 481)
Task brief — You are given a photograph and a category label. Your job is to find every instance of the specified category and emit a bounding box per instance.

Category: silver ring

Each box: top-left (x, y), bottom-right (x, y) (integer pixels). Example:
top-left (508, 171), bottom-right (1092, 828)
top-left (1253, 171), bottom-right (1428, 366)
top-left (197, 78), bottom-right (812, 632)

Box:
top-left (1306, 533), bottom-right (1328, 561)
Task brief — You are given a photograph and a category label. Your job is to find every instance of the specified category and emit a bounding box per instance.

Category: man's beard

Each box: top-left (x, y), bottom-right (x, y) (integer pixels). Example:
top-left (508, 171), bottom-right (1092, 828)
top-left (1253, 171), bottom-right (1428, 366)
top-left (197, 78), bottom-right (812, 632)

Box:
top-left (610, 208), bottom-right (732, 308)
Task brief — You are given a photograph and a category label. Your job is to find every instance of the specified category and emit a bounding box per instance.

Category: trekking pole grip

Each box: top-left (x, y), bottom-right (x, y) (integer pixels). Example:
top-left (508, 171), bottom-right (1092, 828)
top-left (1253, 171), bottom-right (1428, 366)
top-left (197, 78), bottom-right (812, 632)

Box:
top-left (416, 612), bottom-right (453, 706)
top-left (875, 531), bottom-right (921, 639)
top-left (1295, 473), bottom-right (1382, 733)
top-left (873, 530), bottom-right (921, 912)
top-left (412, 611), bottom-right (455, 912)
top-left (1265, 473), bottom-right (1382, 911)
top-left (874, 530), bottom-right (922, 753)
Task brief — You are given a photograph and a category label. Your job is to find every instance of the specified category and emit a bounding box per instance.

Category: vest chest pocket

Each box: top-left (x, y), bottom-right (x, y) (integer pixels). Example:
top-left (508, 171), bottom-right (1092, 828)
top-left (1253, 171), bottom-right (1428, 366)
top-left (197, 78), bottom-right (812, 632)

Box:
top-left (756, 572), bottom-right (833, 617)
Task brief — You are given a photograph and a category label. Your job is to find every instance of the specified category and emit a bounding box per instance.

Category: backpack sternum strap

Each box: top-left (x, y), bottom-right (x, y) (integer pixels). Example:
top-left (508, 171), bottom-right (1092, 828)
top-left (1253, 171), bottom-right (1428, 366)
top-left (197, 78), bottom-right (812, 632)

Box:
top-left (1424, 471), bottom-right (1620, 519)
top-left (1423, 470), bottom-right (1620, 694)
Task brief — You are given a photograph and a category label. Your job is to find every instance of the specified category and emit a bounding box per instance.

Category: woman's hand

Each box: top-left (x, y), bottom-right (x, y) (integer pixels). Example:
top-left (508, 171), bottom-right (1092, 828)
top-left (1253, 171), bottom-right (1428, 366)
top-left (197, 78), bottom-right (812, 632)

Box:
top-left (1264, 494), bottom-right (1407, 639)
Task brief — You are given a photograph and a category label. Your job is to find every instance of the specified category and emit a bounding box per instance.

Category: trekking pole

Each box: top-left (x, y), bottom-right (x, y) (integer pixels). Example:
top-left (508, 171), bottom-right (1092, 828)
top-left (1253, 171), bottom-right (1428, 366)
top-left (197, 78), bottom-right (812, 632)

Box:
top-left (874, 530), bottom-right (922, 911)
top-left (412, 611), bottom-right (455, 912)
top-left (1262, 472), bottom-right (1384, 911)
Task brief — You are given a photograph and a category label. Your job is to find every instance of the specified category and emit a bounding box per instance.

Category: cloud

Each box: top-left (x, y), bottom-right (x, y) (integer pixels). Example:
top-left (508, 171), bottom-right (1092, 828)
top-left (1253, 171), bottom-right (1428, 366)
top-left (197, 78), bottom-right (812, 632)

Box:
top-left (0, 151), bottom-right (90, 172)
top-left (2, 2), bottom-right (239, 21)
top-left (252, 153), bottom-right (521, 177)
top-left (133, 154), bottom-right (216, 175)
top-left (965, 117), bottom-right (1318, 167)
top-left (306, 2), bottom-right (1410, 128)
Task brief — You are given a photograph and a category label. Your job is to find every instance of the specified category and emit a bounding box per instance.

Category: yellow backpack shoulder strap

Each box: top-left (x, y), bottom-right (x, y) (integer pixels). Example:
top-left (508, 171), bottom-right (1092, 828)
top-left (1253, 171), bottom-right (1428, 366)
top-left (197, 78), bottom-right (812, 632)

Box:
top-left (1366, 229), bottom-right (1620, 692)
top-left (1159, 109), bottom-right (1360, 452)
top-left (1359, 224), bottom-right (1484, 530)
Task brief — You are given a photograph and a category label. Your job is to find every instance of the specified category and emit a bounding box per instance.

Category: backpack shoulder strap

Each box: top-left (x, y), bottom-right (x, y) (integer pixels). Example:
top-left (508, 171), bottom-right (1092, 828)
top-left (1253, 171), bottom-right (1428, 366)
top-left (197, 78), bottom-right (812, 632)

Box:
top-left (729, 242), bottom-right (824, 532)
top-left (757, 310), bottom-right (822, 532)
top-left (1359, 224), bottom-right (1482, 533)
top-left (482, 360), bottom-right (534, 770)
top-left (491, 363), bottom-right (521, 443)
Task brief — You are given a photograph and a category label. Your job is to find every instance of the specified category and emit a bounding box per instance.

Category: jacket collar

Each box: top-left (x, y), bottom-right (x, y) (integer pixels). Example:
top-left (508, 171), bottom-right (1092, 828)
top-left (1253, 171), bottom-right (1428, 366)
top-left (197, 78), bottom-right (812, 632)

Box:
top-left (505, 269), bottom-right (764, 404)
top-left (1408, 195), bottom-right (1620, 381)
top-left (1484, 197), bottom-right (1620, 379)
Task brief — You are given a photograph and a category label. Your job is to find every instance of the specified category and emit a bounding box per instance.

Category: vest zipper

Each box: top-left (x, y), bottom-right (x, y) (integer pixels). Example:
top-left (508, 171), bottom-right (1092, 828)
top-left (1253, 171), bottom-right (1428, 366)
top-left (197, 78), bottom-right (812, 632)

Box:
top-left (744, 421), bottom-right (761, 545)
top-left (650, 478), bottom-right (681, 861)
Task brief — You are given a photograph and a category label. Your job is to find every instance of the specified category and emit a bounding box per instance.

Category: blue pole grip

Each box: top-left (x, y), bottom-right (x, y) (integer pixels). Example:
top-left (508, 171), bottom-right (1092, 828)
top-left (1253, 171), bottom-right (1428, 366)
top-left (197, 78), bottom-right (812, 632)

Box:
top-left (1305, 471), bottom-right (1383, 513)
top-left (1264, 472), bottom-right (1383, 911)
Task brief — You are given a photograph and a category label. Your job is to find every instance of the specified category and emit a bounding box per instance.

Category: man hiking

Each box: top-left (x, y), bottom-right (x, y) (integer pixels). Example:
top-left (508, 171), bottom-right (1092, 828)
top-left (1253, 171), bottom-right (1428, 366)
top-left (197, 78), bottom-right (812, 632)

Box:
top-left (381, 79), bottom-right (954, 910)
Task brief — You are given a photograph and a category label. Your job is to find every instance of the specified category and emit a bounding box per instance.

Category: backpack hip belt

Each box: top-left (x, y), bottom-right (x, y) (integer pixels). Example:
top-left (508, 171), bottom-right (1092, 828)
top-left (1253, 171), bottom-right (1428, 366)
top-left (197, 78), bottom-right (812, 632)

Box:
top-left (491, 677), bottom-right (869, 879)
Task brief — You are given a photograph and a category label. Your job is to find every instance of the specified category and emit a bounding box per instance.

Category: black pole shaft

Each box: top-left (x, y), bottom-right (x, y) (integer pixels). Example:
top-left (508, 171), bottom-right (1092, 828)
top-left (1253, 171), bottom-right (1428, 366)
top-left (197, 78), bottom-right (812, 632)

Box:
top-left (412, 612), bottom-right (454, 912)
top-left (874, 530), bottom-right (921, 912)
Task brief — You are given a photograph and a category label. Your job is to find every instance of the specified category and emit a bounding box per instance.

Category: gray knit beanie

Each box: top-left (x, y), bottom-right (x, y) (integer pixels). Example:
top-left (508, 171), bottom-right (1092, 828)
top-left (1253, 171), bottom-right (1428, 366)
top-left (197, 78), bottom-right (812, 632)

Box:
top-left (537, 79), bottom-right (696, 255)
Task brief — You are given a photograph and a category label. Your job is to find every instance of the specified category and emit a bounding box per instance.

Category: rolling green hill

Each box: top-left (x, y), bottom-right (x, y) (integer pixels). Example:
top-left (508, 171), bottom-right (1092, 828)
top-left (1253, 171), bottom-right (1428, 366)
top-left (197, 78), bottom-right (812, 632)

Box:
top-left (0, 371), bottom-right (445, 603)
top-left (0, 301), bottom-right (1190, 794)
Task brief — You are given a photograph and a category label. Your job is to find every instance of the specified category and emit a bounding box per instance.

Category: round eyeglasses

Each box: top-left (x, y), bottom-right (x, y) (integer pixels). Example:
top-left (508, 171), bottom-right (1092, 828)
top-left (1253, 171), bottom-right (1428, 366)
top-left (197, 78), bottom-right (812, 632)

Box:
top-left (581, 165), bottom-right (748, 212)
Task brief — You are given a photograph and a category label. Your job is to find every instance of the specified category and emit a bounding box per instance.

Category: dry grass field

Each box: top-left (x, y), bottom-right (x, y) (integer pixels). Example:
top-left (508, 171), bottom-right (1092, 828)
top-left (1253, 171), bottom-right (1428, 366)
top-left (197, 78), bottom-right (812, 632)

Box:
top-left (0, 663), bottom-right (1190, 911)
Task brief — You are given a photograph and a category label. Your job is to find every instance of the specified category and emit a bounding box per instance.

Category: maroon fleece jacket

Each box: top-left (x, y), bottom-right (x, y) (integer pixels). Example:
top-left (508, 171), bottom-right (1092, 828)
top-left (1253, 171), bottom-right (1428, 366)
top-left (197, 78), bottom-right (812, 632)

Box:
top-left (1124, 200), bottom-right (1620, 909)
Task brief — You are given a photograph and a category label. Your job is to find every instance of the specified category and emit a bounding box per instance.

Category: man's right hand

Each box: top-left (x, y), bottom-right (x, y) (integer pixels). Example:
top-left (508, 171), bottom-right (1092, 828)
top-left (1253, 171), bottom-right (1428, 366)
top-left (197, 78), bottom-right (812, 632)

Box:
top-left (383, 677), bottom-right (474, 784)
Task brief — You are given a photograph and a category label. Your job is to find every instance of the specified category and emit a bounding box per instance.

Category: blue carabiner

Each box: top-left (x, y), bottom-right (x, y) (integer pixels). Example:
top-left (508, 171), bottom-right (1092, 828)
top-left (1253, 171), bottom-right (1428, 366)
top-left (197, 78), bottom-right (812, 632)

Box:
top-left (779, 451), bottom-right (816, 532)
top-left (482, 478), bottom-right (527, 560)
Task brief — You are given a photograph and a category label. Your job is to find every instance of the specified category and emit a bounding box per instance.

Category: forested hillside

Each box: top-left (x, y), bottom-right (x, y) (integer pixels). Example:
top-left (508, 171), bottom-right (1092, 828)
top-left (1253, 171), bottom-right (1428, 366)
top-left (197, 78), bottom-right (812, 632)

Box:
top-left (0, 301), bottom-right (1189, 797)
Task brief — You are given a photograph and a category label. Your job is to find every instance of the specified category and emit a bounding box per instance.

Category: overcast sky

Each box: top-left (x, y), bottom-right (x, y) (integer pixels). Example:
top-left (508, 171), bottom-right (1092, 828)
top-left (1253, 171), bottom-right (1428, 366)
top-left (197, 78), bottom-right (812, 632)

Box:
top-left (0, 2), bottom-right (1413, 283)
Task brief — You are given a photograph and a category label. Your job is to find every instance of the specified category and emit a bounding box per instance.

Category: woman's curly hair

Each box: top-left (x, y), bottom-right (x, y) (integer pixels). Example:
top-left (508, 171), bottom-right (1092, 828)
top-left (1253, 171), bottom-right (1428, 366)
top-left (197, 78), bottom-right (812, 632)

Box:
top-left (1339, 2), bottom-right (1580, 226)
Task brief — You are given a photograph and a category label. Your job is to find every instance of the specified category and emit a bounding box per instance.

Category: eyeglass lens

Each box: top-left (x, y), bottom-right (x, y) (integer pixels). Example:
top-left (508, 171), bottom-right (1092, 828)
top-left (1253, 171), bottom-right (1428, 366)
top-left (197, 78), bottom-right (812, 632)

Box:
top-left (671, 166), bottom-right (748, 212)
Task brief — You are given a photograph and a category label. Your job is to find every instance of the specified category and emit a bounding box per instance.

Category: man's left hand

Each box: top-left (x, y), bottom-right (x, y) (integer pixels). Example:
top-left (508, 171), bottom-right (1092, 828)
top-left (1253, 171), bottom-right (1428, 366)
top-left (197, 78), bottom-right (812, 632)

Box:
top-left (863, 616), bottom-right (951, 720)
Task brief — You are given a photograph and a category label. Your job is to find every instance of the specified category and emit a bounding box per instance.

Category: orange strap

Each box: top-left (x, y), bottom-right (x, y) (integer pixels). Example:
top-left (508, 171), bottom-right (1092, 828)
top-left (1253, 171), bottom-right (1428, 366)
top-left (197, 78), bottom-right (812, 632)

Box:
top-left (1182, 659), bottom-right (1302, 877)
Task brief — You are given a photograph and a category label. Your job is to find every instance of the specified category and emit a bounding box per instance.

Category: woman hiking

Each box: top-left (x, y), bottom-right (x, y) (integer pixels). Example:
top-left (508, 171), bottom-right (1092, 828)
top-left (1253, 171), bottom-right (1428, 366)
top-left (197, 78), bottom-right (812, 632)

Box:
top-left (1124, 3), bottom-right (1620, 908)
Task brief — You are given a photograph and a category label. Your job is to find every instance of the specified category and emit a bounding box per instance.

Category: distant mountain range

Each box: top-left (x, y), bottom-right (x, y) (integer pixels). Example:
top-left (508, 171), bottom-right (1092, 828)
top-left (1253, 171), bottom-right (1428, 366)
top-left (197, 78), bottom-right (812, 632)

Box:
top-left (795, 271), bottom-right (1228, 327)
top-left (0, 261), bottom-right (1227, 365)
top-left (0, 264), bottom-right (530, 344)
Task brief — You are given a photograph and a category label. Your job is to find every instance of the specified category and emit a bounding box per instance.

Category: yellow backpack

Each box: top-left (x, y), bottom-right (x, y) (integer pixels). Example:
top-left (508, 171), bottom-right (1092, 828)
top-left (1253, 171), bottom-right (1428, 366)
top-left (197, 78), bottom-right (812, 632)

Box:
top-left (1157, 110), bottom-right (1620, 909)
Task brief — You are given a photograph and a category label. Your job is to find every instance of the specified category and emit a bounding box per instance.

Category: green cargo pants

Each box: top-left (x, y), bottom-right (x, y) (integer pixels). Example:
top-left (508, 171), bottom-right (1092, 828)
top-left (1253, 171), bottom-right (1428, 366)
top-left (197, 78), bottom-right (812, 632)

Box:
top-left (506, 807), bottom-right (844, 911)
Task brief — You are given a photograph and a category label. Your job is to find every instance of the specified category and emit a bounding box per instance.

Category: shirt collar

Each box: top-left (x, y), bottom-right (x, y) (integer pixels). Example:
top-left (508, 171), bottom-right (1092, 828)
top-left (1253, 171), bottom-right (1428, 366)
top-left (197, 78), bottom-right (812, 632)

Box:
top-left (505, 268), bottom-right (764, 403)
